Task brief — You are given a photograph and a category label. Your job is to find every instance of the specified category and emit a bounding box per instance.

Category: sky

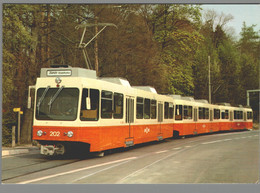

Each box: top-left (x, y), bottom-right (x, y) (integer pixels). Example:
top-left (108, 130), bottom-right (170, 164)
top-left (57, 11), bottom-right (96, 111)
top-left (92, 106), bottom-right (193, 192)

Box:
top-left (201, 4), bottom-right (260, 38)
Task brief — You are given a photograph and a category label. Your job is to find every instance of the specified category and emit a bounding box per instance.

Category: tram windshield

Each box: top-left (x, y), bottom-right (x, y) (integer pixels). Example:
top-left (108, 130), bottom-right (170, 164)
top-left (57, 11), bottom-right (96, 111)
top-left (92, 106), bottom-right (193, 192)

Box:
top-left (36, 88), bottom-right (79, 121)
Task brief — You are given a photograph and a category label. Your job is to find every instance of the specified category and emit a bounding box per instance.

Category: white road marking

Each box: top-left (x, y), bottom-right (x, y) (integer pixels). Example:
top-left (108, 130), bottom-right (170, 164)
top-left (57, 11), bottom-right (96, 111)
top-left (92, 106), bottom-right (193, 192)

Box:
top-left (116, 147), bottom-right (190, 183)
top-left (2, 152), bottom-right (39, 159)
top-left (2, 149), bottom-right (29, 157)
top-left (201, 140), bottom-right (223, 145)
top-left (70, 160), bottom-right (131, 183)
top-left (172, 147), bottom-right (182, 150)
top-left (201, 134), bottom-right (258, 145)
top-left (18, 156), bottom-right (137, 184)
top-left (216, 132), bottom-right (250, 136)
top-left (155, 150), bottom-right (169, 154)
top-left (222, 139), bottom-right (232, 141)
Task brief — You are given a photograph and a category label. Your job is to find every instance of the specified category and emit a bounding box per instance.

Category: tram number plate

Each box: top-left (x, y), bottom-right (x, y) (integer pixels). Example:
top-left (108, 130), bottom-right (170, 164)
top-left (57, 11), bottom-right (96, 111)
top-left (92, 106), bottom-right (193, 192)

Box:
top-left (50, 131), bottom-right (60, 137)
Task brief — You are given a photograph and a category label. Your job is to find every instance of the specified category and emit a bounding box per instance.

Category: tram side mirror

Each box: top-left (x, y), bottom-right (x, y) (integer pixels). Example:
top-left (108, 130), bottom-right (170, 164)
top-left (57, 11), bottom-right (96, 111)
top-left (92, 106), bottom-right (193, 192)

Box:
top-left (27, 85), bottom-right (35, 109)
top-left (27, 97), bottom-right (32, 109)
top-left (86, 97), bottom-right (91, 110)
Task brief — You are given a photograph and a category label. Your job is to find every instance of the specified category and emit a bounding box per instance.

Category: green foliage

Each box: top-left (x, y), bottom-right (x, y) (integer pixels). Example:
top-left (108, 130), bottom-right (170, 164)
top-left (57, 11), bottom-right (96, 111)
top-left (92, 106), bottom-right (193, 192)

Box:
top-left (2, 125), bottom-right (12, 146)
top-left (150, 5), bottom-right (203, 95)
top-left (239, 22), bottom-right (260, 58)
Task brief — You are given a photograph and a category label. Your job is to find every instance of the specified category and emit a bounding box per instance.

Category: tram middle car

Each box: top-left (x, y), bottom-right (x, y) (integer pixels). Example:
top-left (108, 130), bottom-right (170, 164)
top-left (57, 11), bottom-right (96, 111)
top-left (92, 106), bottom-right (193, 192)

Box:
top-left (29, 66), bottom-right (253, 156)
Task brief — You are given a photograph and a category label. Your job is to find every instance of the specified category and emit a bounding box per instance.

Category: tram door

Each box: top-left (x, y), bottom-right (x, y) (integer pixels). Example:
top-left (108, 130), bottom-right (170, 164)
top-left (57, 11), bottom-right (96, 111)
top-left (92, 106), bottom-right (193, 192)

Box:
top-left (158, 102), bottom-right (163, 136)
top-left (194, 108), bottom-right (198, 134)
top-left (125, 96), bottom-right (134, 147)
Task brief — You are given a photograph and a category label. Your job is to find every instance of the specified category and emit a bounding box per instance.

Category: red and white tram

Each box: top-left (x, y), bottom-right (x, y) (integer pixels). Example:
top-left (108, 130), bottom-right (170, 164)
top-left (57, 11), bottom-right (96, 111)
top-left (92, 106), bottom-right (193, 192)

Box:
top-left (28, 66), bottom-right (253, 156)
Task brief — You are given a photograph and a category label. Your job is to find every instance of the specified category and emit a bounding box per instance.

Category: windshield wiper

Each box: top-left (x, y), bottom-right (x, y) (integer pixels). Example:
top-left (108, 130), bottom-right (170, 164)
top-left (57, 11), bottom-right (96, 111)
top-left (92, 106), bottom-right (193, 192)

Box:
top-left (48, 86), bottom-right (64, 112)
top-left (37, 86), bottom-right (50, 114)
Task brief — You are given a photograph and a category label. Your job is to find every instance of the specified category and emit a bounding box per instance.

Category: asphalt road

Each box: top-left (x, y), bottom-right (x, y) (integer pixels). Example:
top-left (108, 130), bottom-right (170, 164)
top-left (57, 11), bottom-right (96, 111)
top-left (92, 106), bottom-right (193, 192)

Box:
top-left (2, 130), bottom-right (259, 184)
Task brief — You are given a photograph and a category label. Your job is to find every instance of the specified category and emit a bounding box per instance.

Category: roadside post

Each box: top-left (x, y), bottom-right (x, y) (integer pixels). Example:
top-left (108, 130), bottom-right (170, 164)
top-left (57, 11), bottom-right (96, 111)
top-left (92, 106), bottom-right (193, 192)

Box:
top-left (12, 125), bottom-right (16, 147)
top-left (13, 108), bottom-right (23, 145)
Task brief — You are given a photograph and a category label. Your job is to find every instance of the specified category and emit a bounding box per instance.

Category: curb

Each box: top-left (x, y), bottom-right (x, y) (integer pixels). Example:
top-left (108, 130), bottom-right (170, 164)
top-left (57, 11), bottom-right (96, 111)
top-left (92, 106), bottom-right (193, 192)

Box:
top-left (2, 149), bottom-right (30, 157)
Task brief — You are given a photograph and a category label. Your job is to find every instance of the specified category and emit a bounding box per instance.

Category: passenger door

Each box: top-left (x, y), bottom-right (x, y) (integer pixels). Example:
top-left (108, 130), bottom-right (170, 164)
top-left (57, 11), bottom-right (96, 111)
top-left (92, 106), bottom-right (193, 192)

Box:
top-left (125, 96), bottom-right (134, 147)
top-left (194, 108), bottom-right (198, 134)
top-left (158, 102), bottom-right (163, 136)
top-left (209, 109), bottom-right (213, 132)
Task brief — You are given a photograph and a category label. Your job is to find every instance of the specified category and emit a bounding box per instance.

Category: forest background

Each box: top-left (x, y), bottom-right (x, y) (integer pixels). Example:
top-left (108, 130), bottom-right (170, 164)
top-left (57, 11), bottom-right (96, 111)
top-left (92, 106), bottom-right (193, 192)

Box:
top-left (2, 4), bottom-right (259, 145)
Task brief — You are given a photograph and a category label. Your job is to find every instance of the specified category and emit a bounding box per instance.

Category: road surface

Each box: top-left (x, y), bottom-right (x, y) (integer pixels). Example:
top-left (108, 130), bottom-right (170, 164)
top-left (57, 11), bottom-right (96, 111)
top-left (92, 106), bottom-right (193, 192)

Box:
top-left (2, 130), bottom-right (259, 184)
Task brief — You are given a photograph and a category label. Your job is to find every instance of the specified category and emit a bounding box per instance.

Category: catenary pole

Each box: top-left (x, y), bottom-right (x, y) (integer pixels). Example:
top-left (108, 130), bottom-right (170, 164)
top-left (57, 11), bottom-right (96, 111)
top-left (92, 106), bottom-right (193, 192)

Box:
top-left (208, 56), bottom-right (211, 104)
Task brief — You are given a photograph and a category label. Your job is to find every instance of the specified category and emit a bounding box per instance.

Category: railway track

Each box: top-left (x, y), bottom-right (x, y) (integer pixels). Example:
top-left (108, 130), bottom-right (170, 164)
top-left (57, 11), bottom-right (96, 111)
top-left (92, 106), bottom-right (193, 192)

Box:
top-left (2, 153), bottom-right (87, 182)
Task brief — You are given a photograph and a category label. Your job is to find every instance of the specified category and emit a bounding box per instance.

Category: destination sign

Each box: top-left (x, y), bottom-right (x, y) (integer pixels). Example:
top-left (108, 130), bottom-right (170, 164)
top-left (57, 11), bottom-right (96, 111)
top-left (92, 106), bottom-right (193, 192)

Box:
top-left (47, 70), bottom-right (72, 76)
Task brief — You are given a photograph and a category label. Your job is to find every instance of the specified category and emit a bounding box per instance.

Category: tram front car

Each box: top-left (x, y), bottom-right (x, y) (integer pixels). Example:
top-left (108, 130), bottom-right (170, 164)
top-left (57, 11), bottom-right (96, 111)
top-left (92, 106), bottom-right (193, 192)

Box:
top-left (30, 66), bottom-right (96, 156)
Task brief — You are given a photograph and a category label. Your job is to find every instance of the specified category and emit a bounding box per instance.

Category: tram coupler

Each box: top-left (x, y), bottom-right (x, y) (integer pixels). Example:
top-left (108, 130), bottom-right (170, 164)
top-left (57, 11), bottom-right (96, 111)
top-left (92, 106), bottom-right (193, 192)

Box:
top-left (40, 144), bottom-right (65, 156)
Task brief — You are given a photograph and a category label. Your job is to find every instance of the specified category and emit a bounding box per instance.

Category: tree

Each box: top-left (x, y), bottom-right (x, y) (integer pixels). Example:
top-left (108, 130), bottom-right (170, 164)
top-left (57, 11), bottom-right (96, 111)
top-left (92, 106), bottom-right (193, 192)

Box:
top-left (3, 4), bottom-right (35, 144)
top-left (239, 22), bottom-right (260, 60)
top-left (150, 4), bottom-right (203, 95)
top-left (238, 23), bottom-right (259, 120)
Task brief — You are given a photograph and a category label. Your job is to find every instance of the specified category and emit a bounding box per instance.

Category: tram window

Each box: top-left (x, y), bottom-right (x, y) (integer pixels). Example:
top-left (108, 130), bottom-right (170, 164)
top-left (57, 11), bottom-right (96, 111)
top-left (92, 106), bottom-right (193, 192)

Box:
top-left (234, 111), bottom-right (238, 119)
top-left (221, 112), bottom-right (225, 119)
top-left (226, 110), bottom-right (229, 119)
top-left (164, 102), bottom-right (169, 119)
top-left (214, 109), bottom-right (220, 119)
top-left (247, 112), bottom-right (253, 120)
top-left (184, 105), bottom-right (192, 119)
top-left (80, 89), bottom-right (100, 121)
top-left (165, 102), bottom-right (174, 119)
top-left (144, 98), bottom-right (151, 119)
top-left (238, 111), bottom-right (241, 119)
top-left (151, 100), bottom-right (157, 119)
top-left (169, 103), bottom-right (174, 119)
top-left (235, 111), bottom-right (238, 119)
top-left (199, 107), bottom-right (203, 119)
top-left (234, 110), bottom-right (243, 120)
top-left (205, 108), bottom-right (209, 119)
top-left (114, 93), bottom-right (123, 119)
top-left (101, 90), bottom-right (113, 119)
top-left (199, 107), bottom-right (209, 119)
top-left (136, 97), bottom-right (144, 119)
top-left (175, 105), bottom-right (182, 120)
top-left (37, 88), bottom-right (79, 121)
top-left (240, 111), bottom-right (243, 119)
top-left (234, 111), bottom-right (240, 120)
top-left (221, 110), bottom-right (229, 119)
top-left (184, 106), bottom-right (188, 119)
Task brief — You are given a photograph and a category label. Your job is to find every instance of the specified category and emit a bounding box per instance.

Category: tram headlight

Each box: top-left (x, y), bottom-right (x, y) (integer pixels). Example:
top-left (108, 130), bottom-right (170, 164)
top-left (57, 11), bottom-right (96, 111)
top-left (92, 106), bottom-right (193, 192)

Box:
top-left (55, 77), bottom-right (62, 84)
top-left (37, 130), bottom-right (43, 137)
top-left (67, 131), bottom-right (73, 138)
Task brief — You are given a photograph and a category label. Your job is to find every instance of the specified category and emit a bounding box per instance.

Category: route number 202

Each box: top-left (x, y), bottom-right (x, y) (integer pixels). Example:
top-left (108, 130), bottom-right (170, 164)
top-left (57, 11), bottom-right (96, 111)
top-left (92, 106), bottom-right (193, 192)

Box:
top-left (50, 131), bottom-right (60, 137)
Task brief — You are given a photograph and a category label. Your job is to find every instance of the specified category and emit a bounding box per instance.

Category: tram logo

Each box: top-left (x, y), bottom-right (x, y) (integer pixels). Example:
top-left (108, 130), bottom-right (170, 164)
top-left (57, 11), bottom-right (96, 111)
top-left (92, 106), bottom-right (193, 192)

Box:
top-left (144, 127), bottom-right (150, 134)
